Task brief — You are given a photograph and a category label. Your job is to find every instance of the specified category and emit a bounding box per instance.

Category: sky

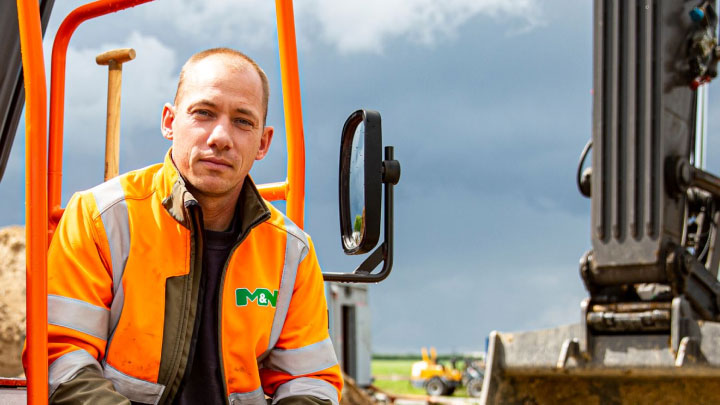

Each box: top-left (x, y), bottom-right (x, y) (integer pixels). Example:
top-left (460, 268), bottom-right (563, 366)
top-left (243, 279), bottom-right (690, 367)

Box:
top-left (3, 0), bottom-right (720, 355)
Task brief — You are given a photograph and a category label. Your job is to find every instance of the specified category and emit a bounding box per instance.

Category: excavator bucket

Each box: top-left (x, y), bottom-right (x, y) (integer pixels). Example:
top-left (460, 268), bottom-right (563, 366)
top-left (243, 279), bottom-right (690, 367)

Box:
top-left (480, 322), bottom-right (720, 404)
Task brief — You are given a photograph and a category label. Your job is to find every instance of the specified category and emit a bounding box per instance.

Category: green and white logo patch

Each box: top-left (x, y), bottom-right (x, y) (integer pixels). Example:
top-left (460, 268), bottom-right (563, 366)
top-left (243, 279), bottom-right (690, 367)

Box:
top-left (235, 288), bottom-right (278, 308)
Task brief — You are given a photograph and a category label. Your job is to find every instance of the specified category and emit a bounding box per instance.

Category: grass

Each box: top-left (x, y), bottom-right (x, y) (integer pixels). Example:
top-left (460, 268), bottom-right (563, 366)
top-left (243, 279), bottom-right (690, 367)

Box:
top-left (372, 358), bottom-right (417, 376)
top-left (371, 359), bottom-right (424, 396)
top-left (371, 359), bottom-right (469, 397)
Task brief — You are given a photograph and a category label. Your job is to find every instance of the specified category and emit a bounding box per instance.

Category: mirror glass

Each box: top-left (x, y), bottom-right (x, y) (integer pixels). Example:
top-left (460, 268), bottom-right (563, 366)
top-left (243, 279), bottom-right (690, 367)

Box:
top-left (348, 121), bottom-right (365, 249)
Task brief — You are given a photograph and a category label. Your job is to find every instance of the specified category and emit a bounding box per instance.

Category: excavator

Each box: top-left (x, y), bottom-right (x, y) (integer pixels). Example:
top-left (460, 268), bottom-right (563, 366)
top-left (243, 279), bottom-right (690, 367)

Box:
top-left (1, 0), bottom-right (400, 403)
top-left (482, 1), bottom-right (720, 403)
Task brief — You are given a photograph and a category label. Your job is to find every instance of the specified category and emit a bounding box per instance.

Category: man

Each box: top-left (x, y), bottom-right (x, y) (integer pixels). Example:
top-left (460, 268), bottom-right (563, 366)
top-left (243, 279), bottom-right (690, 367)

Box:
top-left (24, 48), bottom-right (343, 404)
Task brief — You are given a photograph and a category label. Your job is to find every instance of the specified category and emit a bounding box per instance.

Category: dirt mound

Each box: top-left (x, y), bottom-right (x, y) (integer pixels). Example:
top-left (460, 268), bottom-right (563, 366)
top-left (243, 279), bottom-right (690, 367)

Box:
top-left (341, 373), bottom-right (378, 405)
top-left (0, 225), bottom-right (26, 377)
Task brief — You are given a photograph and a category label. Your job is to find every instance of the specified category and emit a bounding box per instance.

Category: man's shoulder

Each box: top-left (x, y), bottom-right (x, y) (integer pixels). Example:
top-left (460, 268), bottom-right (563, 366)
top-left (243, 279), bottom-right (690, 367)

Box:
top-left (84, 163), bottom-right (163, 198)
top-left (260, 203), bottom-right (310, 248)
top-left (70, 163), bottom-right (164, 215)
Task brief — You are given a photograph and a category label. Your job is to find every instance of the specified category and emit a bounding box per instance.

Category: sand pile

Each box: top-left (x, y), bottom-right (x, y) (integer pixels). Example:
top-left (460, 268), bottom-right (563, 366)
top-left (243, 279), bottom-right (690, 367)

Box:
top-left (0, 225), bottom-right (25, 377)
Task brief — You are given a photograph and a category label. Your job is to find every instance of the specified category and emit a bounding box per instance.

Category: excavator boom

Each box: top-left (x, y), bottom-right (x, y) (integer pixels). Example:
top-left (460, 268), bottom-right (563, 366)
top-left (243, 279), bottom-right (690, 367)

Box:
top-left (482, 1), bottom-right (720, 403)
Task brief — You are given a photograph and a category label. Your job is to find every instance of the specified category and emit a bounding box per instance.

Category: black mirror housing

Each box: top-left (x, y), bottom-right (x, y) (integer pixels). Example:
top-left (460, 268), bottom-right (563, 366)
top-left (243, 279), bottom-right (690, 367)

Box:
top-left (338, 109), bottom-right (382, 254)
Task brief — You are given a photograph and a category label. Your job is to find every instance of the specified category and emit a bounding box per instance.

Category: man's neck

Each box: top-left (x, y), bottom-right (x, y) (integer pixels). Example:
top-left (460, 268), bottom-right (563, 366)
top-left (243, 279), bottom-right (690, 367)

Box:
top-left (193, 188), bottom-right (241, 232)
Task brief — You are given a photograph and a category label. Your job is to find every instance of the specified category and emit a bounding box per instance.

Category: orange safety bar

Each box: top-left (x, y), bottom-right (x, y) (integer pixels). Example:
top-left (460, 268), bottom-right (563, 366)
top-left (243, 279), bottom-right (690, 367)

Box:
top-left (257, 181), bottom-right (289, 201)
top-left (275, 0), bottom-right (306, 229)
top-left (17, 0), bottom-right (48, 402)
top-left (46, 0), bottom-right (307, 230)
top-left (48, 0), bottom-right (154, 232)
top-left (19, 0), bottom-right (308, 402)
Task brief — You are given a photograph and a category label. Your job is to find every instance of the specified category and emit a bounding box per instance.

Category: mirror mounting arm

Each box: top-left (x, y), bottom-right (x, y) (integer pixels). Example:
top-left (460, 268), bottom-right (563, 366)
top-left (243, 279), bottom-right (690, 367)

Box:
top-left (324, 146), bottom-right (398, 282)
top-left (383, 155), bottom-right (401, 185)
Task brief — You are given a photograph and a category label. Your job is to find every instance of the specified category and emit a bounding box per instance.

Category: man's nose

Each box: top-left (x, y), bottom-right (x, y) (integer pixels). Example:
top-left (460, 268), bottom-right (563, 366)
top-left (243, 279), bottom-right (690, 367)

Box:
top-left (207, 118), bottom-right (232, 150)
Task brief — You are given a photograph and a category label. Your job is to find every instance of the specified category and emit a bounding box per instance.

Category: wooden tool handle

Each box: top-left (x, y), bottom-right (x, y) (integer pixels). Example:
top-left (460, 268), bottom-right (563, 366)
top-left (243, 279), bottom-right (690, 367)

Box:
top-left (97, 48), bottom-right (136, 181)
top-left (103, 66), bottom-right (122, 180)
top-left (96, 48), bottom-right (136, 66)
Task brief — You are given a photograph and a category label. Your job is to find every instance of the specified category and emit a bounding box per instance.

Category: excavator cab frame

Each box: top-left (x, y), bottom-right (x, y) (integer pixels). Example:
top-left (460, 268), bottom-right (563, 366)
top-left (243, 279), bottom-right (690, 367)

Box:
top-left (8, 0), bottom-right (401, 402)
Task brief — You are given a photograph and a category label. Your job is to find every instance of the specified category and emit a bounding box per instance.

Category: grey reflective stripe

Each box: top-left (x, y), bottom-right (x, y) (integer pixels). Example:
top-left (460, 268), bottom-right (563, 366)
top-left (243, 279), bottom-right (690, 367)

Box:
top-left (91, 177), bottom-right (130, 358)
top-left (103, 363), bottom-right (165, 405)
top-left (264, 337), bottom-right (338, 376)
top-left (272, 377), bottom-right (339, 405)
top-left (107, 281), bottom-right (125, 350)
top-left (48, 294), bottom-right (109, 340)
top-left (228, 387), bottom-right (266, 405)
top-left (48, 349), bottom-right (101, 397)
top-left (261, 216), bottom-right (308, 360)
top-left (91, 176), bottom-right (130, 296)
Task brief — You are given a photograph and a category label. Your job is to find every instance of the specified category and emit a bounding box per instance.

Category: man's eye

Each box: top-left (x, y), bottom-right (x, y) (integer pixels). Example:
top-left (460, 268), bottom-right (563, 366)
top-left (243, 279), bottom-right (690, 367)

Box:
top-left (194, 109), bottom-right (211, 117)
top-left (235, 118), bottom-right (254, 127)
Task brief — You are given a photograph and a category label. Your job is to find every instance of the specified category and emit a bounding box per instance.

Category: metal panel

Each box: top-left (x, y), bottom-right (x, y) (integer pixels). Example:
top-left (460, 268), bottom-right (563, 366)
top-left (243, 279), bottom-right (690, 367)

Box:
top-left (0, 389), bottom-right (26, 405)
top-left (0, 0), bottom-right (54, 182)
top-left (590, 0), bottom-right (695, 286)
top-left (341, 305), bottom-right (357, 378)
top-left (327, 283), bottom-right (372, 386)
top-left (355, 295), bottom-right (372, 387)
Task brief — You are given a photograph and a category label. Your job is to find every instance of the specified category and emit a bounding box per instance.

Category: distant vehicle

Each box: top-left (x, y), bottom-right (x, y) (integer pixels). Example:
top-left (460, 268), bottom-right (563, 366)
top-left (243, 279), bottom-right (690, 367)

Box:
top-left (455, 357), bottom-right (484, 398)
top-left (410, 347), bottom-right (463, 396)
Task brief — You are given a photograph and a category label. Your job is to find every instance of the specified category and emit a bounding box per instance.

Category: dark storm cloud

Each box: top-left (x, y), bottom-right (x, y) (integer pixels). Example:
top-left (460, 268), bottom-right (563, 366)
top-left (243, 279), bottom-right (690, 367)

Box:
top-left (2, 0), bottom-right (621, 353)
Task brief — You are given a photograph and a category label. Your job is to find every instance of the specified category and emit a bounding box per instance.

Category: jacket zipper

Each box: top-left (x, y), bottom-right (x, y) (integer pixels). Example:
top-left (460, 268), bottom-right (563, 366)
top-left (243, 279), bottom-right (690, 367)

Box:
top-left (218, 211), bottom-right (270, 404)
top-left (163, 202), bottom-right (204, 404)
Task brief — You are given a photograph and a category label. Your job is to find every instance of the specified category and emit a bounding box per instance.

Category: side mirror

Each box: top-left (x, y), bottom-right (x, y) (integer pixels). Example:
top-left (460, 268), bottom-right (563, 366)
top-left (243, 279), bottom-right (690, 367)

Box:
top-left (323, 109), bottom-right (401, 282)
top-left (339, 110), bottom-right (381, 254)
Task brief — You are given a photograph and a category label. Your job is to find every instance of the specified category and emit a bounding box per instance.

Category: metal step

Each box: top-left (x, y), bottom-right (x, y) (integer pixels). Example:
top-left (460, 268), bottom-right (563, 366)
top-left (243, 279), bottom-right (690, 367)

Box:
top-left (0, 378), bottom-right (27, 405)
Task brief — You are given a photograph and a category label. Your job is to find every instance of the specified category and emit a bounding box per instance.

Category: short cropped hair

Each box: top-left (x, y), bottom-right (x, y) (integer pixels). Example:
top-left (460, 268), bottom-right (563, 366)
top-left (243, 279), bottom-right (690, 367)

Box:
top-left (174, 48), bottom-right (270, 124)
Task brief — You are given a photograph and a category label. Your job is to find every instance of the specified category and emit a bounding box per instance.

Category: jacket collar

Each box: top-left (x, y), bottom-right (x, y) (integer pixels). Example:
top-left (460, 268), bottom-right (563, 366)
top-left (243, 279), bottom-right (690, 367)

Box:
top-left (156, 148), bottom-right (271, 232)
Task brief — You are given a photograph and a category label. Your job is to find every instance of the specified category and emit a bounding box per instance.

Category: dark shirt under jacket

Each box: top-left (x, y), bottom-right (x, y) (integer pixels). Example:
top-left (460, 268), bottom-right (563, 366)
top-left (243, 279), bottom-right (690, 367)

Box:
top-left (174, 221), bottom-right (237, 405)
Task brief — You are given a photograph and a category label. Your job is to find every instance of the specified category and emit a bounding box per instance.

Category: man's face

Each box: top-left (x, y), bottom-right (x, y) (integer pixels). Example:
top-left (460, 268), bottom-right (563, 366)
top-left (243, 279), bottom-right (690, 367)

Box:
top-left (161, 55), bottom-right (273, 199)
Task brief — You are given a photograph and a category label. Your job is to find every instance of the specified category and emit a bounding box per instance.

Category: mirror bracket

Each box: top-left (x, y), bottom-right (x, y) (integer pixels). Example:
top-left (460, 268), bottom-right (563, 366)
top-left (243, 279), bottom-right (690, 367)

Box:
top-left (324, 146), bottom-right (399, 282)
top-left (382, 158), bottom-right (401, 185)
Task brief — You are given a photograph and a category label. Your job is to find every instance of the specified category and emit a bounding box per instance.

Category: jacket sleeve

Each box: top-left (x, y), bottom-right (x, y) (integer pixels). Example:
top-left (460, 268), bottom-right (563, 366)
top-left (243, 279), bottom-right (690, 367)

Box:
top-left (275, 396), bottom-right (332, 405)
top-left (22, 192), bottom-right (129, 403)
top-left (259, 236), bottom-right (344, 405)
top-left (49, 368), bottom-right (130, 405)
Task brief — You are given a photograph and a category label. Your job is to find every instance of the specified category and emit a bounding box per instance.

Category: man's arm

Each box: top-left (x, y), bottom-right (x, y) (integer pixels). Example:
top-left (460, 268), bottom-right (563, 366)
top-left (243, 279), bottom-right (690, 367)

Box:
top-left (49, 368), bottom-right (129, 405)
top-left (23, 192), bottom-right (129, 404)
top-left (275, 396), bottom-right (331, 405)
top-left (259, 236), bottom-right (343, 405)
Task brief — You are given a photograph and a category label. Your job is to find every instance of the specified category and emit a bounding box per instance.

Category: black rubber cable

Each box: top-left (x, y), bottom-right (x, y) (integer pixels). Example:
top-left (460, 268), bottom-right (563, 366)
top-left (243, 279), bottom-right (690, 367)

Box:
top-left (576, 139), bottom-right (592, 197)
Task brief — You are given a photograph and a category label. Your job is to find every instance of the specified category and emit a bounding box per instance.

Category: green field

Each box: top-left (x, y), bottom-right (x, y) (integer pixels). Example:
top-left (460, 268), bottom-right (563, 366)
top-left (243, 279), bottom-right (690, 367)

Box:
top-left (371, 358), bottom-right (469, 397)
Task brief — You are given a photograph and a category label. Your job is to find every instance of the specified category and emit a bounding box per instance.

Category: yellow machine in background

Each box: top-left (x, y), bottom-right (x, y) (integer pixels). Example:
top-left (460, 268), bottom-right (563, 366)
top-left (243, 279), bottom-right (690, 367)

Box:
top-left (410, 347), bottom-right (462, 396)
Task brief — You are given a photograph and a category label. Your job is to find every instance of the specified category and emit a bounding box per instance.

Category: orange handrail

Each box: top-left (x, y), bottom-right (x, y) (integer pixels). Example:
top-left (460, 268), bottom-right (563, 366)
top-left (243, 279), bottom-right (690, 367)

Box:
top-left (48, 0), bottom-right (305, 228)
top-left (24, 0), bottom-right (154, 403)
top-left (48, 0), bottom-right (153, 232)
top-left (275, 0), bottom-right (306, 229)
top-left (17, 0), bottom-right (48, 403)
top-left (257, 181), bottom-right (288, 201)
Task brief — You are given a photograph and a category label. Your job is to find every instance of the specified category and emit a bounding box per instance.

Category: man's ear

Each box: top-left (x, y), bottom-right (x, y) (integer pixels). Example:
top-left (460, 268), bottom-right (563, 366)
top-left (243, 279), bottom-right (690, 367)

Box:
top-left (161, 103), bottom-right (176, 140)
top-left (255, 126), bottom-right (274, 161)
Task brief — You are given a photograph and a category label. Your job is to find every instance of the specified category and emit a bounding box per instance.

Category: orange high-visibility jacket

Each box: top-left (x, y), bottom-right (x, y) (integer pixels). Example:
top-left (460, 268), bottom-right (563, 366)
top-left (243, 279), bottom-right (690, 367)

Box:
top-left (25, 150), bottom-right (343, 404)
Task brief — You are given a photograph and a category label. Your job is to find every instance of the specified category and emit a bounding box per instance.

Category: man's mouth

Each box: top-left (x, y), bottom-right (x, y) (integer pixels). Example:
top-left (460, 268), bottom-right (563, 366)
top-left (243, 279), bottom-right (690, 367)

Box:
top-left (199, 157), bottom-right (233, 169)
